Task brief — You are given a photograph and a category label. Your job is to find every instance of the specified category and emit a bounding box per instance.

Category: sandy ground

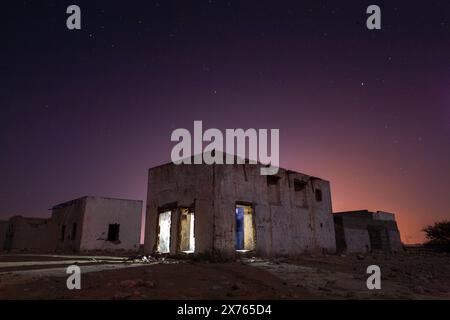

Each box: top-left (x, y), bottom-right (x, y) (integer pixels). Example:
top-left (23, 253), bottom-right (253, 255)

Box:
top-left (0, 248), bottom-right (449, 300)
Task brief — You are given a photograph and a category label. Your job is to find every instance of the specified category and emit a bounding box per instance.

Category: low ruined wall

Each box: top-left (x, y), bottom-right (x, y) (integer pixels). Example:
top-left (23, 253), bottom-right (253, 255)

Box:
top-left (79, 197), bottom-right (142, 252)
top-left (3, 217), bottom-right (56, 252)
top-left (342, 228), bottom-right (371, 253)
top-left (334, 211), bottom-right (404, 253)
top-left (52, 198), bottom-right (86, 252)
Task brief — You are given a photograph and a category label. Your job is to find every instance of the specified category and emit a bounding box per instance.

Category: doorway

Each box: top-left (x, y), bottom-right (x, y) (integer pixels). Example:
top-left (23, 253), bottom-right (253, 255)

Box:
top-left (157, 211), bottom-right (172, 253)
top-left (179, 208), bottom-right (195, 253)
top-left (235, 204), bottom-right (255, 251)
top-left (368, 225), bottom-right (390, 252)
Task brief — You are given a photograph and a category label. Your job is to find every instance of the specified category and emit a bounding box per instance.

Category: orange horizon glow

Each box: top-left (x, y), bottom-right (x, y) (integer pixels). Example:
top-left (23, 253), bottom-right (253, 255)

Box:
top-left (284, 150), bottom-right (448, 245)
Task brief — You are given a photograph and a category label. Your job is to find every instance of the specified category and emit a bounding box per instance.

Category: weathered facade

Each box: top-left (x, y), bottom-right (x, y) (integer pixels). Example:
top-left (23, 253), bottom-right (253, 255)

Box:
top-left (144, 160), bottom-right (336, 258)
top-left (333, 210), bottom-right (403, 253)
top-left (0, 196), bottom-right (143, 253)
top-left (1, 216), bottom-right (55, 252)
top-left (52, 196), bottom-right (142, 252)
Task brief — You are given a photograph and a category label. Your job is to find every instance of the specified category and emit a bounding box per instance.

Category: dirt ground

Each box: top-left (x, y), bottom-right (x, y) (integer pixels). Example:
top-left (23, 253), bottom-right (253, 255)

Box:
top-left (0, 248), bottom-right (449, 300)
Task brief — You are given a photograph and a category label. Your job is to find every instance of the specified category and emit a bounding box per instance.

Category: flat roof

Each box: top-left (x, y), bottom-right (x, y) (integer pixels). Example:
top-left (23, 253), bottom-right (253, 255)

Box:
top-left (51, 196), bottom-right (143, 210)
top-left (148, 151), bottom-right (326, 181)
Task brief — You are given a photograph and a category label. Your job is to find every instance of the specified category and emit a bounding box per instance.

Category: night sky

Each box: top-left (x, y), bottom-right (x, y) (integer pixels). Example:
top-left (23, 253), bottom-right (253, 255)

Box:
top-left (1, 1), bottom-right (449, 243)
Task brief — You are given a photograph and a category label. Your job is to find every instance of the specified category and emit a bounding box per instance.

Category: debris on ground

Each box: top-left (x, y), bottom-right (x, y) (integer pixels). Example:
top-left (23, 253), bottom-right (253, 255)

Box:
top-left (0, 249), bottom-right (449, 300)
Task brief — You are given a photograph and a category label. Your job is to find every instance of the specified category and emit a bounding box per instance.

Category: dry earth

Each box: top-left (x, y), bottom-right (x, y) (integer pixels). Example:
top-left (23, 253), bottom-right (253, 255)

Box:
top-left (0, 248), bottom-right (449, 300)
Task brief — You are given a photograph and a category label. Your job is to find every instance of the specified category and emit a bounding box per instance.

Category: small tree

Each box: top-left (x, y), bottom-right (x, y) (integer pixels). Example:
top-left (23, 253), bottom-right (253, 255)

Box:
top-left (423, 220), bottom-right (450, 252)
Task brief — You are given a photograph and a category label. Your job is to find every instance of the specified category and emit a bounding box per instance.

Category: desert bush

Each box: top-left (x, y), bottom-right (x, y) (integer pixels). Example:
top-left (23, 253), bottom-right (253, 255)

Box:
top-left (423, 220), bottom-right (450, 252)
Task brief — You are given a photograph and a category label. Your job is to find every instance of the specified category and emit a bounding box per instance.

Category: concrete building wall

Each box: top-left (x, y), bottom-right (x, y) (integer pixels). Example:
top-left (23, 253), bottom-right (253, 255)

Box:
top-left (52, 197), bottom-right (86, 252)
top-left (80, 197), bottom-right (142, 252)
top-left (342, 228), bottom-right (371, 253)
top-left (2, 216), bottom-right (56, 252)
top-left (52, 196), bottom-right (142, 252)
top-left (373, 211), bottom-right (395, 221)
top-left (1, 196), bottom-right (142, 254)
top-left (333, 210), bottom-right (403, 253)
top-left (144, 163), bottom-right (214, 255)
top-left (144, 161), bottom-right (336, 258)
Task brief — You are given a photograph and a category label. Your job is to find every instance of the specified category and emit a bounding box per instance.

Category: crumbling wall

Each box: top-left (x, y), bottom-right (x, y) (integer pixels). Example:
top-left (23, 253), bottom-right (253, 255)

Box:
top-left (3, 216), bottom-right (56, 252)
top-left (213, 164), bottom-right (336, 257)
top-left (343, 228), bottom-right (371, 253)
top-left (144, 160), bottom-right (336, 257)
top-left (79, 197), bottom-right (142, 252)
top-left (52, 197), bottom-right (86, 252)
top-left (144, 163), bottom-right (215, 255)
top-left (334, 210), bottom-right (404, 253)
top-left (373, 212), bottom-right (403, 251)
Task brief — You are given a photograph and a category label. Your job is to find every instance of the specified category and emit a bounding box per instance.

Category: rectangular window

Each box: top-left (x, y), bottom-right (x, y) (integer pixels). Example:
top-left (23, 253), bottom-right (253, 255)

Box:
top-left (315, 189), bottom-right (323, 202)
top-left (267, 176), bottom-right (281, 204)
top-left (107, 224), bottom-right (120, 242)
top-left (294, 179), bottom-right (307, 192)
top-left (294, 179), bottom-right (308, 207)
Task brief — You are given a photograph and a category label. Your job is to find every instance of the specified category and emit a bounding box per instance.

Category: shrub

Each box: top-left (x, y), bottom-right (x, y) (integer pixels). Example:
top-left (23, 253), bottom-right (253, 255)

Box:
top-left (423, 220), bottom-right (450, 252)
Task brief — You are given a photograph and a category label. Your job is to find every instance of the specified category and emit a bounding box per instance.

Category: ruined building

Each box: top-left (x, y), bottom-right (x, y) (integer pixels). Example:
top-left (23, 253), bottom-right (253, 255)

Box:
top-left (0, 196), bottom-right (142, 253)
top-left (333, 210), bottom-right (403, 253)
top-left (1, 216), bottom-right (54, 252)
top-left (52, 196), bottom-right (142, 252)
top-left (144, 160), bottom-right (337, 258)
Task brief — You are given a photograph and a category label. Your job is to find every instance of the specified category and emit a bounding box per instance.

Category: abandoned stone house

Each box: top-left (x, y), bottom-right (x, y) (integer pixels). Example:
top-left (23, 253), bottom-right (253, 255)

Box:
top-left (333, 210), bottom-right (403, 253)
top-left (0, 216), bottom-right (54, 252)
top-left (0, 196), bottom-right (142, 253)
top-left (52, 196), bottom-right (142, 252)
top-left (144, 160), bottom-right (337, 258)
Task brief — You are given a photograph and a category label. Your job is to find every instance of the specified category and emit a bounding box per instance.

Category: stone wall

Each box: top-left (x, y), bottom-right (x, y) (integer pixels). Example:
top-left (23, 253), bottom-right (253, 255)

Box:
top-left (333, 210), bottom-right (403, 253)
top-left (144, 161), bottom-right (336, 257)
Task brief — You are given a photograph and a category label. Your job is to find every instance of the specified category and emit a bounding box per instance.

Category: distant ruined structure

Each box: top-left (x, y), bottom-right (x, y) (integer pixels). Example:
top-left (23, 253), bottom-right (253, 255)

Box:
top-left (1, 216), bottom-right (54, 252)
top-left (52, 196), bottom-right (142, 252)
top-left (333, 210), bottom-right (403, 253)
top-left (0, 197), bottom-right (142, 253)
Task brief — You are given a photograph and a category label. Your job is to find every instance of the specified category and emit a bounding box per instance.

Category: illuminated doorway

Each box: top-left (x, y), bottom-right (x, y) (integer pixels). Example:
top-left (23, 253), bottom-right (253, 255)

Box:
top-left (179, 208), bottom-right (195, 253)
top-left (235, 204), bottom-right (255, 251)
top-left (157, 211), bottom-right (171, 253)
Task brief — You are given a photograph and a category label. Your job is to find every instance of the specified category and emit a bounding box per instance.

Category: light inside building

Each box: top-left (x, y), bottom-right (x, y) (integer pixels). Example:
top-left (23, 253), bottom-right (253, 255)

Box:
top-left (157, 211), bottom-right (171, 253)
top-left (235, 204), bottom-right (255, 251)
top-left (179, 208), bottom-right (195, 253)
